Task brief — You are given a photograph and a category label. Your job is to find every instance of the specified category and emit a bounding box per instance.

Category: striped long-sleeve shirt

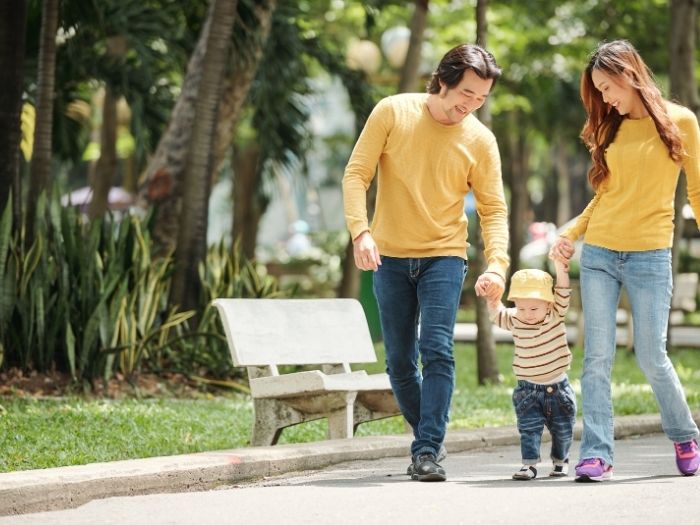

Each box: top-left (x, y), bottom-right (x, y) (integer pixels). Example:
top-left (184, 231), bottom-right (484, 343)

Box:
top-left (490, 287), bottom-right (572, 384)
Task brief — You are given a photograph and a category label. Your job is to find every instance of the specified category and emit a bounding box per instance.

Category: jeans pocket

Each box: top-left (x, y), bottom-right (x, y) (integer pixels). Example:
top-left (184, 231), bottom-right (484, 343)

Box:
top-left (512, 389), bottom-right (538, 419)
top-left (555, 387), bottom-right (577, 417)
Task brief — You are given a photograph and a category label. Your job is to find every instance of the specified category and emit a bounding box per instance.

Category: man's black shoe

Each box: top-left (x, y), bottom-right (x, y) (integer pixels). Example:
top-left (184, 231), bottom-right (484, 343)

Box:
top-left (407, 445), bottom-right (446, 476)
top-left (410, 453), bottom-right (447, 482)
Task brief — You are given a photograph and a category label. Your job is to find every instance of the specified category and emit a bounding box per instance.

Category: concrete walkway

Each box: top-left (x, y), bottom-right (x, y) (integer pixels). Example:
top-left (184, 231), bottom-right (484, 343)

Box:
top-left (4, 433), bottom-right (699, 524)
top-left (2, 413), bottom-right (696, 517)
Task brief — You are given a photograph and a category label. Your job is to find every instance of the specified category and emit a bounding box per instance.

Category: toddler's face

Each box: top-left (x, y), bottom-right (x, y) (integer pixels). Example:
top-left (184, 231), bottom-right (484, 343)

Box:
top-left (513, 298), bottom-right (550, 324)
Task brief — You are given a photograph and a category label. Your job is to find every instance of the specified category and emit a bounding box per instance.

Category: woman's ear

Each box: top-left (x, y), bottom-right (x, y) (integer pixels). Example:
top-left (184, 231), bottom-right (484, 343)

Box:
top-left (622, 69), bottom-right (637, 87)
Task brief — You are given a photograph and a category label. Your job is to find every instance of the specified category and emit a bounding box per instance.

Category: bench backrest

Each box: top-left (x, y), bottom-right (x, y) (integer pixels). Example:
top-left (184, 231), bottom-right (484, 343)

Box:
top-left (212, 298), bottom-right (379, 367)
top-left (673, 272), bottom-right (698, 312)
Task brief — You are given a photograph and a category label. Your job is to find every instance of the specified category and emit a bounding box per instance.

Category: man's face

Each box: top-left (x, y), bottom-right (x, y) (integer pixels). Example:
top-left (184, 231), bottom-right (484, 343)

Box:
top-left (437, 69), bottom-right (494, 124)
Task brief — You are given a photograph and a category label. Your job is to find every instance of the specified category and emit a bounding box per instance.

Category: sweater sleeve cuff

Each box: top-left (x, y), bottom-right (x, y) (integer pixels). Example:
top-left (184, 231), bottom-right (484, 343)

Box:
top-left (485, 265), bottom-right (508, 282)
top-left (348, 223), bottom-right (370, 242)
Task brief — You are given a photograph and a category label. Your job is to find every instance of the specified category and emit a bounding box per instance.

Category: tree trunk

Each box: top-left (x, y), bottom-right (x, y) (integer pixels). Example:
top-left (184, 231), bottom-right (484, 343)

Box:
top-left (138, 15), bottom-right (212, 256)
top-left (214, 0), bottom-right (276, 176)
top-left (221, 0), bottom-right (276, 261)
top-left (0, 0), bottom-right (28, 232)
top-left (170, 0), bottom-right (237, 312)
top-left (474, 0), bottom-right (500, 385)
top-left (337, 237), bottom-right (361, 299)
top-left (398, 0), bottom-right (428, 94)
top-left (232, 143), bottom-right (264, 260)
top-left (88, 85), bottom-right (118, 220)
top-left (554, 139), bottom-right (571, 226)
top-left (508, 112), bottom-right (530, 274)
top-left (668, 0), bottom-right (698, 349)
top-left (26, 0), bottom-right (59, 240)
top-left (140, 1), bottom-right (276, 258)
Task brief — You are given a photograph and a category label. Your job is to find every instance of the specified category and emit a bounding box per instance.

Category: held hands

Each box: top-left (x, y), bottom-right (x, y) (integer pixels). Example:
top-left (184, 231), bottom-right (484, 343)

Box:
top-left (352, 231), bottom-right (381, 271)
top-left (474, 272), bottom-right (505, 303)
top-left (549, 236), bottom-right (575, 270)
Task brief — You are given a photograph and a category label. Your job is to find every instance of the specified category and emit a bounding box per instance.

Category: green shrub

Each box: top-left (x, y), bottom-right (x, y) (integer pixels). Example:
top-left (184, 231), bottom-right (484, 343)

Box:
top-left (0, 193), bottom-right (290, 386)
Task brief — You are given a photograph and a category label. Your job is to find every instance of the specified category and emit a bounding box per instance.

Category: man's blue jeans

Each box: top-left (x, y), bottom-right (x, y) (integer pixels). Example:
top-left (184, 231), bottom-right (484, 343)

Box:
top-left (373, 256), bottom-right (467, 459)
top-left (512, 378), bottom-right (576, 464)
top-left (579, 244), bottom-right (699, 465)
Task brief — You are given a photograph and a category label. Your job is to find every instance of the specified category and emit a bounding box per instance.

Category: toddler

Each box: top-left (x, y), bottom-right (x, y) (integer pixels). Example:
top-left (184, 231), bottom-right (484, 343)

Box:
top-left (479, 261), bottom-right (576, 480)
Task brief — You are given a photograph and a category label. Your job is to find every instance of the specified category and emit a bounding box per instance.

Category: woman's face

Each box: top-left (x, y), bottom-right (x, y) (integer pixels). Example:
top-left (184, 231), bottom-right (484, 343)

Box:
top-left (591, 68), bottom-right (646, 119)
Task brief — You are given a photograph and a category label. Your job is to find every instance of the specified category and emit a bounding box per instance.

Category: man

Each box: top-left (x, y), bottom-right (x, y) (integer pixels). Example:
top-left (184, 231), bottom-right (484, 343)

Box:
top-left (342, 44), bottom-right (509, 482)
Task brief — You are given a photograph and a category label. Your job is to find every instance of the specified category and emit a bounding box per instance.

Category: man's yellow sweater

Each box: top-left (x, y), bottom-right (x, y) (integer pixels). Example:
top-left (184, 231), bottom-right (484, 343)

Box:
top-left (342, 93), bottom-right (509, 278)
top-left (562, 102), bottom-right (700, 249)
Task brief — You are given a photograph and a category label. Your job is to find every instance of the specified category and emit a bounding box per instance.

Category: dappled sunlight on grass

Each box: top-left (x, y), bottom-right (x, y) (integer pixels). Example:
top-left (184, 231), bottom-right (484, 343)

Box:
top-left (0, 397), bottom-right (255, 472)
top-left (675, 362), bottom-right (700, 383)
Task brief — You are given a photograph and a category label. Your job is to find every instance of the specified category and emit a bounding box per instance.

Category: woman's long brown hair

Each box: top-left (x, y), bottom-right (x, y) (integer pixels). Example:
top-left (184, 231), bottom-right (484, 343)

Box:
top-left (580, 40), bottom-right (683, 190)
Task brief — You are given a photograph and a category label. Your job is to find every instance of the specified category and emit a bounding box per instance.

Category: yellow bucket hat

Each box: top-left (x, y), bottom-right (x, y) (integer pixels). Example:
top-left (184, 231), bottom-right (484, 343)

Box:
top-left (507, 269), bottom-right (554, 303)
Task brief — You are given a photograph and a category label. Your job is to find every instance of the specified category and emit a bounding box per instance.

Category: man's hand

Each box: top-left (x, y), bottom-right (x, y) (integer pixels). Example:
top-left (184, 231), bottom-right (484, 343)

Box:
top-left (474, 272), bottom-right (505, 302)
top-left (352, 231), bottom-right (381, 271)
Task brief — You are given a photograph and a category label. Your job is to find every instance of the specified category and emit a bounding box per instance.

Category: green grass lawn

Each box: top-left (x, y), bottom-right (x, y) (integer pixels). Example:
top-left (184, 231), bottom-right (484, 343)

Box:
top-left (1, 343), bottom-right (699, 473)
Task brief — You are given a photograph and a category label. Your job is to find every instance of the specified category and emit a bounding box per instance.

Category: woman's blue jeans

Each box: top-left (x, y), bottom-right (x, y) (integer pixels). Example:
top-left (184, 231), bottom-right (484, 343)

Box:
top-left (579, 244), bottom-right (699, 465)
top-left (373, 256), bottom-right (467, 459)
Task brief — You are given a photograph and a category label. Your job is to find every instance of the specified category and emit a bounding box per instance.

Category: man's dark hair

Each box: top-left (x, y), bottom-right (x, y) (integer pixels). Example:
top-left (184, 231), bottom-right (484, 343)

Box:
top-left (427, 44), bottom-right (502, 94)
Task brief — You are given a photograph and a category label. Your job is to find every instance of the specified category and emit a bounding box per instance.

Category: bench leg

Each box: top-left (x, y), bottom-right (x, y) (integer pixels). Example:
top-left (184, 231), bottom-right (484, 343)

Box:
top-left (327, 394), bottom-right (355, 440)
top-left (251, 398), bottom-right (306, 446)
top-left (353, 394), bottom-right (404, 434)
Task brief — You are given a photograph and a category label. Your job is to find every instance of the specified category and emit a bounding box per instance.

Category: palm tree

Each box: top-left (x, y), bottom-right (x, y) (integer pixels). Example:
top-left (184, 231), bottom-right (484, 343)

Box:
top-left (668, 0), bottom-right (698, 348)
top-left (140, 0), bottom-right (276, 258)
top-left (170, 0), bottom-right (238, 311)
top-left (398, 0), bottom-right (428, 93)
top-left (474, 0), bottom-right (500, 385)
top-left (26, 0), bottom-right (60, 241)
top-left (0, 0), bottom-right (28, 232)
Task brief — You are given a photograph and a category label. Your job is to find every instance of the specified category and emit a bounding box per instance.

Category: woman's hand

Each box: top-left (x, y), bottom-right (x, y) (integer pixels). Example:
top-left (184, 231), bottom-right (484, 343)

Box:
top-left (549, 236), bottom-right (575, 267)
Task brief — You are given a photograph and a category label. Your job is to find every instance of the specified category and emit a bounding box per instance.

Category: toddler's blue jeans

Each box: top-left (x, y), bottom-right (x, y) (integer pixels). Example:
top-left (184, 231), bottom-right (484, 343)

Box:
top-left (513, 377), bottom-right (577, 464)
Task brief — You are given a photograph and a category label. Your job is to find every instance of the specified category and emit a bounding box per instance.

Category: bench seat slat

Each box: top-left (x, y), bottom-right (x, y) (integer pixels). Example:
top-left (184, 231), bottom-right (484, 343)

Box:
top-left (250, 370), bottom-right (392, 399)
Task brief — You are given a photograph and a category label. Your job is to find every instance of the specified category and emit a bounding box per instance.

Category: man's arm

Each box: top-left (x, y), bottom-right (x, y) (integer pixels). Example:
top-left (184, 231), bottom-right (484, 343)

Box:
top-left (342, 99), bottom-right (392, 271)
top-left (342, 98), bottom-right (392, 241)
top-left (470, 136), bottom-right (509, 300)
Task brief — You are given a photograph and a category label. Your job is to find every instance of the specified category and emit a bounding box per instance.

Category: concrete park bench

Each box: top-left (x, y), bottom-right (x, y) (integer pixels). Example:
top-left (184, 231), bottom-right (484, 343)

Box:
top-left (212, 298), bottom-right (401, 446)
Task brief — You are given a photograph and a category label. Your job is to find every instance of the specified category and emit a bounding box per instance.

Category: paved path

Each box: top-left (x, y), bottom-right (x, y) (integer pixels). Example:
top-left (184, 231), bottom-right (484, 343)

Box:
top-left (2, 433), bottom-right (698, 525)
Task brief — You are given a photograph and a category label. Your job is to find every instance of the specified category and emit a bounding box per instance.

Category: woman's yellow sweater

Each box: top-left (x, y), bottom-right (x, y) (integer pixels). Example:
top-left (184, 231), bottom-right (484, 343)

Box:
top-left (342, 93), bottom-right (510, 278)
top-left (562, 102), bottom-right (700, 250)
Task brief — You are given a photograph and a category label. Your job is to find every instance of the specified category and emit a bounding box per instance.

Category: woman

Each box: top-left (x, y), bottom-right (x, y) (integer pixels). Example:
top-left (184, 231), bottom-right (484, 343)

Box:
top-left (550, 40), bottom-right (700, 481)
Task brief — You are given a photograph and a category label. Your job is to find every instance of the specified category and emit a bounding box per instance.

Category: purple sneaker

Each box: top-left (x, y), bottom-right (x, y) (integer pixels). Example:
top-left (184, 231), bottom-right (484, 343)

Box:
top-left (574, 458), bottom-right (613, 482)
top-left (675, 439), bottom-right (700, 476)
